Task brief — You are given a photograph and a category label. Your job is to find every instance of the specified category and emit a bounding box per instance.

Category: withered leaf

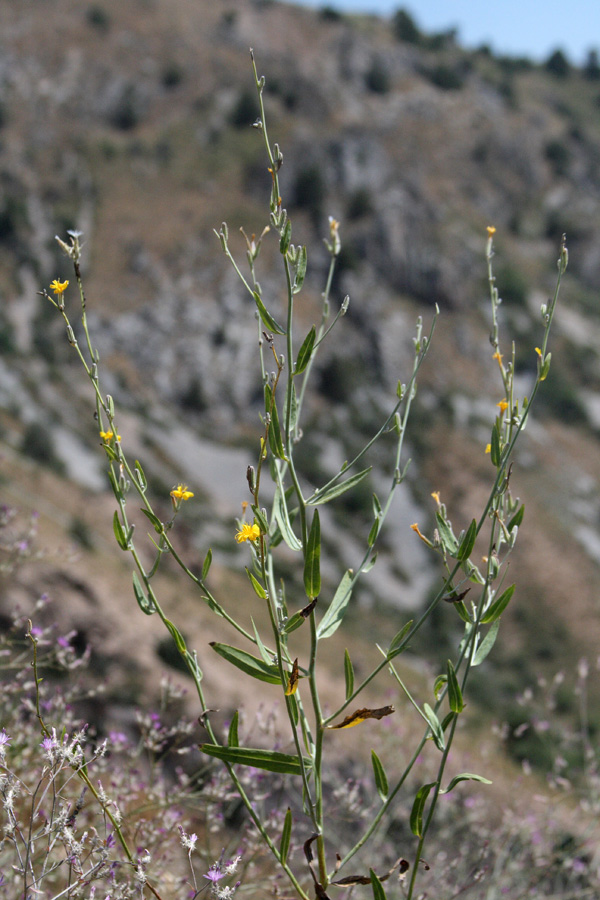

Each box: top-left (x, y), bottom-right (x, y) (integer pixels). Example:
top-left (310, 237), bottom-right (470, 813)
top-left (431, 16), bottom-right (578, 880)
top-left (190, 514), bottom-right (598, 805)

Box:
top-left (442, 588), bottom-right (470, 604)
top-left (285, 658), bottom-right (300, 696)
top-left (301, 598), bottom-right (318, 618)
top-left (328, 705), bottom-right (395, 730)
top-left (331, 857), bottom-right (410, 886)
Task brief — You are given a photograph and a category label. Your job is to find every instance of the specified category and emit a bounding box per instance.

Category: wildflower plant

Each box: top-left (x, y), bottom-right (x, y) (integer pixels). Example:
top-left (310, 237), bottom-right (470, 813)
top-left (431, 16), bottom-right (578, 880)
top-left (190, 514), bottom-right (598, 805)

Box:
top-left (41, 53), bottom-right (568, 899)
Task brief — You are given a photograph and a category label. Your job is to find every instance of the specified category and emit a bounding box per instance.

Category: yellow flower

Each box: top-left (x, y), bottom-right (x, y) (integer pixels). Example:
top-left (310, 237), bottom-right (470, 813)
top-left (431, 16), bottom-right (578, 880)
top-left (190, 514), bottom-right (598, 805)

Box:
top-left (171, 484), bottom-right (194, 501)
top-left (431, 491), bottom-right (441, 505)
top-left (485, 443), bottom-right (491, 454)
top-left (410, 522), bottom-right (431, 546)
top-left (235, 522), bottom-right (261, 544)
top-left (535, 347), bottom-right (542, 358)
top-left (492, 350), bottom-right (503, 368)
top-left (99, 429), bottom-right (114, 441)
top-left (486, 226), bottom-right (496, 237)
top-left (497, 398), bottom-right (509, 413)
top-left (50, 279), bottom-right (69, 295)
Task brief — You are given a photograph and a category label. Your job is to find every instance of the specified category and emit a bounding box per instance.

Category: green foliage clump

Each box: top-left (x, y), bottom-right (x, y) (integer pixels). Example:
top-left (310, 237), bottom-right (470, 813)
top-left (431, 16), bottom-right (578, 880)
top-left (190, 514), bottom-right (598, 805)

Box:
top-left (365, 57), bottom-right (391, 94)
top-left (545, 48), bottom-right (570, 78)
top-left (392, 8), bottom-right (421, 44)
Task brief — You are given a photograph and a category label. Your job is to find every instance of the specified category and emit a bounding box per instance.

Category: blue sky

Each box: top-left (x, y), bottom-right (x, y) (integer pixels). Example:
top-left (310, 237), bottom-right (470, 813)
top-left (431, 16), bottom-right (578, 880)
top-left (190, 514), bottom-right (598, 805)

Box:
top-left (281, 0), bottom-right (599, 63)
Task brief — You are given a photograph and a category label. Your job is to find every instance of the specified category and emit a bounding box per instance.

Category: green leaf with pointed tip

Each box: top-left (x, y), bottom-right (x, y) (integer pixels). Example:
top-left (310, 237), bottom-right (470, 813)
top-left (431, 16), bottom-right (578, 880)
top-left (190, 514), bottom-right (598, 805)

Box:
top-left (447, 660), bottom-right (464, 713)
top-left (251, 617), bottom-right (273, 665)
top-left (251, 505), bottom-right (269, 535)
top-left (371, 750), bottom-right (389, 801)
top-left (280, 808), bottom-right (293, 864)
top-left (113, 511), bottom-right (128, 550)
top-left (410, 782), bottom-right (437, 837)
top-left (368, 517), bottom-right (381, 548)
top-left (280, 219), bottom-right (292, 255)
top-left (508, 505), bottom-right (525, 532)
top-left (134, 460), bottom-right (147, 492)
top-left (435, 512), bottom-right (459, 556)
top-left (433, 674), bottom-right (447, 700)
top-left (283, 612), bottom-right (305, 634)
top-left (388, 620), bottom-right (413, 658)
top-left (442, 772), bottom-right (492, 794)
top-left (268, 396), bottom-right (286, 460)
top-left (293, 245), bottom-right (307, 293)
top-left (165, 619), bottom-right (187, 654)
top-left (472, 620), bottom-right (500, 666)
top-left (303, 510), bottom-right (321, 598)
top-left (228, 711), bottom-right (239, 747)
top-left (273, 483), bottom-right (302, 552)
top-left (423, 703), bottom-right (445, 750)
top-left (201, 548), bottom-right (212, 582)
top-left (317, 569), bottom-right (353, 639)
top-left (246, 568), bottom-right (268, 600)
top-left (253, 291), bottom-right (286, 335)
top-left (490, 420), bottom-right (501, 466)
top-left (362, 552), bottom-right (377, 573)
top-left (481, 584), bottom-right (515, 624)
top-left (307, 467), bottom-right (372, 506)
top-left (344, 648), bottom-right (354, 700)
top-left (132, 571), bottom-right (155, 615)
top-left (457, 519), bottom-right (477, 562)
top-left (199, 744), bottom-right (309, 775)
top-left (209, 643), bottom-right (280, 684)
top-left (140, 508), bottom-right (163, 534)
top-left (370, 869), bottom-right (388, 900)
top-left (295, 325), bottom-right (316, 375)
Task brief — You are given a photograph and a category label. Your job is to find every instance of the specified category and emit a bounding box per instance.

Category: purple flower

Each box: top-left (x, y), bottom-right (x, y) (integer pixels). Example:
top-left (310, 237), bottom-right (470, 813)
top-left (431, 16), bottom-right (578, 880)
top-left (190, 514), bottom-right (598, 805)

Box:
top-left (204, 863), bottom-right (226, 884)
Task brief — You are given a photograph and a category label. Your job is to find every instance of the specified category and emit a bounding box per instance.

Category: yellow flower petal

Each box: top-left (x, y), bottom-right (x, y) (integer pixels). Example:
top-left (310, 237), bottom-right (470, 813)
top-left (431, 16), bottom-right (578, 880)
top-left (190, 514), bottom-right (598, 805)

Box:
top-left (486, 226), bottom-right (496, 236)
top-left (50, 279), bottom-right (69, 295)
top-left (235, 522), bottom-right (261, 543)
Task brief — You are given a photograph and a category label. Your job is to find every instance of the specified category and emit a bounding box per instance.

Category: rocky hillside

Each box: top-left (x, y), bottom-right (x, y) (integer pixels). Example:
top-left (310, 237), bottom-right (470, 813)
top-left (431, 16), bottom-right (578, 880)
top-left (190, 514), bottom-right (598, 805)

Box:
top-left (2, 0), bottom-right (600, 739)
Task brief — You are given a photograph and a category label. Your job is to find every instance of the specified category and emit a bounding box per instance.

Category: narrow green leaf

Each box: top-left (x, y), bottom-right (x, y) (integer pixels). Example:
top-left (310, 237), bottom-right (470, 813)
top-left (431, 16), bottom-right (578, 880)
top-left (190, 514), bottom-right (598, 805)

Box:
top-left (490, 420), bottom-right (501, 466)
top-left (253, 291), bottom-right (286, 335)
top-left (508, 504), bottom-right (525, 532)
top-left (410, 782), bottom-right (437, 837)
top-left (134, 460), bottom-right (147, 492)
top-left (209, 643), bottom-right (281, 684)
top-left (457, 519), bottom-right (477, 563)
top-left (283, 612), bottom-right (305, 634)
top-left (165, 619), bottom-right (187, 654)
top-left (442, 772), bottom-right (492, 794)
top-left (251, 505), bottom-right (269, 535)
top-left (368, 517), bottom-right (380, 548)
top-left (273, 485), bottom-right (302, 552)
top-left (201, 548), bottom-right (212, 582)
top-left (132, 571), bottom-right (155, 615)
top-left (344, 649), bottom-right (354, 700)
top-left (454, 600), bottom-right (473, 624)
top-left (307, 467), bottom-right (372, 506)
top-left (199, 744), bottom-right (309, 775)
top-left (280, 808), bottom-right (293, 864)
top-left (388, 620), bottom-right (413, 657)
top-left (362, 552), bottom-right (377, 573)
top-left (294, 325), bottom-right (316, 375)
top-left (435, 512), bottom-right (459, 556)
top-left (481, 584), bottom-right (515, 624)
top-left (288, 692), bottom-right (299, 725)
top-left (372, 493), bottom-right (382, 518)
top-left (472, 620), bottom-right (500, 666)
top-left (293, 245), bottom-right (307, 293)
top-left (268, 396), bottom-right (286, 460)
top-left (303, 510), bottom-right (321, 598)
top-left (246, 568), bottom-right (268, 600)
top-left (113, 511), bottom-right (128, 550)
top-left (280, 219), bottom-right (292, 254)
top-left (251, 617), bottom-right (273, 665)
top-left (284, 382), bottom-right (298, 434)
top-left (423, 703), bottom-right (445, 750)
top-left (371, 750), bottom-right (389, 801)
top-left (433, 674), bottom-right (447, 700)
top-left (317, 569), bottom-right (354, 640)
top-left (370, 869), bottom-right (388, 900)
top-left (228, 711), bottom-right (239, 747)
top-left (140, 508), bottom-right (163, 534)
top-left (446, 660), bottom-right (464, 713)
